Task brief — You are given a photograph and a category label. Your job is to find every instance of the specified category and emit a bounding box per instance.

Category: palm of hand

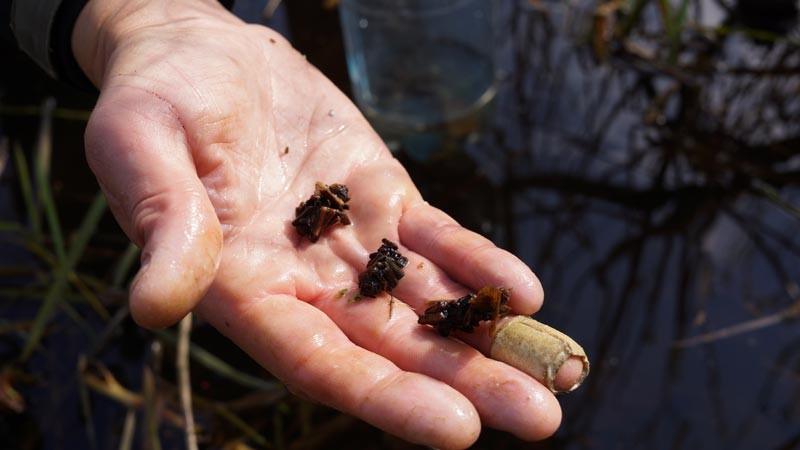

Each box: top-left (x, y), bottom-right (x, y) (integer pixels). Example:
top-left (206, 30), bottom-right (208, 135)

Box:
top-left (83, 13), bottom-right (560, 449)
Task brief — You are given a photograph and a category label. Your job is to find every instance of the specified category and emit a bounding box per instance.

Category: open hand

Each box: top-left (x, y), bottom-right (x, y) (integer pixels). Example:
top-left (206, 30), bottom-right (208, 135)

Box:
top-left (73, 1), bottom-right (574, 447)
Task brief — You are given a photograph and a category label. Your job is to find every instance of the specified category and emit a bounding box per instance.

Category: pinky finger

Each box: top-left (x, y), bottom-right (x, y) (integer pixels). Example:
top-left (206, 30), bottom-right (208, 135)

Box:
top-left (195, 292), bottom-right (481, 450)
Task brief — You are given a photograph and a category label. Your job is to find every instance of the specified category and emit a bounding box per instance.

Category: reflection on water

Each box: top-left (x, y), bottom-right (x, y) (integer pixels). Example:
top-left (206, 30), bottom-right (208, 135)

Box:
top-left (401, 1), bottom-right (800, 448)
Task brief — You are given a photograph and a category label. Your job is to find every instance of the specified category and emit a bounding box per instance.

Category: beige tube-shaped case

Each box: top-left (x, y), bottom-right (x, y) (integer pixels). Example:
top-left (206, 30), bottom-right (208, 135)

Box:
top-left (490, 316), bottom-right (590, 393)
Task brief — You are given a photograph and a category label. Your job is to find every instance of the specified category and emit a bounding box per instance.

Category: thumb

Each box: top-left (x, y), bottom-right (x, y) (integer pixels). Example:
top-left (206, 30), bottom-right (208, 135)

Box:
top-left (85, 87), bottom-right (223, 329)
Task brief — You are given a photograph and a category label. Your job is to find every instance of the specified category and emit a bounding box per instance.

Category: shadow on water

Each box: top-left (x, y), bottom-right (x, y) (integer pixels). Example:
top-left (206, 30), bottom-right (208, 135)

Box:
top-left (1, 0), bottom-right (799, 449)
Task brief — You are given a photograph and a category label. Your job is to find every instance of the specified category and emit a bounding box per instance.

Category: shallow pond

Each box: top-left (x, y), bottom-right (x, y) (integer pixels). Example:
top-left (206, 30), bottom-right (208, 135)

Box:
top-left (397, 2), bottom-right (800, 449)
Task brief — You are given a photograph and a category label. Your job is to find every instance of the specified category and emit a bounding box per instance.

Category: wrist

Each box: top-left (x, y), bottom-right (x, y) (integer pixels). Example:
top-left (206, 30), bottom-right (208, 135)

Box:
top-left (71, 0), bottom-right (230, 87)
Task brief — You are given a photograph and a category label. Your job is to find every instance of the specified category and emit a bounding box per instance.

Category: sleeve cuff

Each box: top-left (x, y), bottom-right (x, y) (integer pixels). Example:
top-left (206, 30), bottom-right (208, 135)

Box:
top-left (10, 0), bottom-right (62, 79)
top-left (11, 0), bottom-right (235, 93)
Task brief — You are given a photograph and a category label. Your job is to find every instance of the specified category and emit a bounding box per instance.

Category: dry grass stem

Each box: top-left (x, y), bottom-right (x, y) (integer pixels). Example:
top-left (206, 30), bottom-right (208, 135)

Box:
top-left (674, 301), bottom-right (800, 348)
top-left (177, 313), bottom-right (199, 450)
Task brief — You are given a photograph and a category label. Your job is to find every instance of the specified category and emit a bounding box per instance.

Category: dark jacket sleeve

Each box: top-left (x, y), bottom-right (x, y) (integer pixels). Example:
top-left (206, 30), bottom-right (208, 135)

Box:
top-left (11, 0), bottom-right (68, 79)
top-left (6, 0), bottom-right (235, 92)
top-left (9, 0), bottom-right (92, 91)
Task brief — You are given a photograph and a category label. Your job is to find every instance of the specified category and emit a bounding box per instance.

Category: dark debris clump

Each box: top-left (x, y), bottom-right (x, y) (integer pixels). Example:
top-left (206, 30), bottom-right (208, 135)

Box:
top-left (418, 286), bottom-right (512, 337)
top-left (292, 182), bottom-right (351, 242)
top-left (358, 238), bottom-right (408, 298)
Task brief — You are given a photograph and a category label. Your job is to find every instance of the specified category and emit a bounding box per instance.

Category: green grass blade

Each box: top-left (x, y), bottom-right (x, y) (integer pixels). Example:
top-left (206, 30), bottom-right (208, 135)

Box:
top-left (0, 104), bottom-right (91, 121)
top-left (35, 98), bottom-right (66, 266)
top-left (619, 0), bottom-right (652, 39)
top-left (19, 275), bottom-right (68, 360)
top-left (65, 192), bottom-right (108, 270)
top-left (704, 25), bottom-right (787, 43)
top-left (143, 368), bottom-right (163, 450)
top-left (666, 0), bottom-right (690, 63)
top-left (59, 300), bottom-right (98, 340)
top-left (193, 396), bottom-right (271, 448)
top-left (12, 142), bottom-right (40, 235)
top-left (658, 0), bottom-right (672, 32)
top-left (69, 272), bottom-right (111, 320)
top-left (154, 329), bottom-right (284, 393)
top-left (751, 181), bottom-right (800, 218)
top-left (90, 305), bottom-right (130, 356)
top-left (77, 356), bottom-right (99, 450)
top-left (0, 220), bottom-right (24, 233)
top-left (20, 192), bottom-right (108, 361)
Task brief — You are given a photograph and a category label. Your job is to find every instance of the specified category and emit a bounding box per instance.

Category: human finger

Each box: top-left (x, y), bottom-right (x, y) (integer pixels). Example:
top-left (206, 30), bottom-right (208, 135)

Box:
top-left (386, 262), bottom-right (588, 395)
top-left (341, 160), bottom-right (467, 301)
top-left (314, 289), bottom-right (562, 441)
top-left (340, 158), bottom-right (541, 312)
top-left (84, 87), bottom-right (223, 328)
top-left (456, 318), bottom-right (589, 393)
top-left (399, 202), bottom-right (544, 315)
top-left (195, 291), bottom-right (481, 450)
top-left (338, 161), bottom-right (577, 395)
top-left (358, 239), bottom-right (587, 395)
